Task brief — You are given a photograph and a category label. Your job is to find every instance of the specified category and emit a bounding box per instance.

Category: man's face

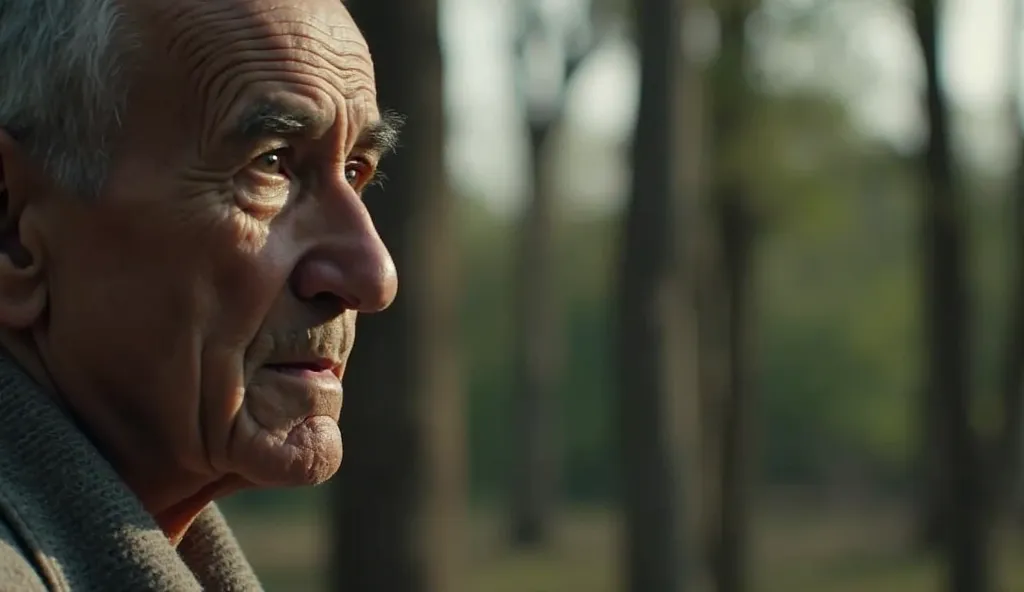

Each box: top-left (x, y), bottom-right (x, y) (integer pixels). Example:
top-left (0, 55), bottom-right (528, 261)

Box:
top-left (24, 0), bottom-right (397, 489)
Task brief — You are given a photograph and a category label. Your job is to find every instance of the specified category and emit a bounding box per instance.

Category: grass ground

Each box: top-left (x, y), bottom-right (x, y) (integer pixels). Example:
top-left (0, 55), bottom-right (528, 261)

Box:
top-left (221, 500), bottom-right (1024, 592)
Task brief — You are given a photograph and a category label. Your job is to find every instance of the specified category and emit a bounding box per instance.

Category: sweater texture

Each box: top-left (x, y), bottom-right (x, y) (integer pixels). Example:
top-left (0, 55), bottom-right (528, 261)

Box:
top-left (0, 353), bottom-right (264, 591)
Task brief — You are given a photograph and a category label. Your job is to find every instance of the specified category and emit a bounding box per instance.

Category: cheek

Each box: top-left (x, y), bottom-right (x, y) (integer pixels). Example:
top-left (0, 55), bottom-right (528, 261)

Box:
top-left (47, 232), bottom-right (205, 349)
top-left (43, 244), bottom-right (208, 433)
top-left (206, 223), bottom-right (294, 345)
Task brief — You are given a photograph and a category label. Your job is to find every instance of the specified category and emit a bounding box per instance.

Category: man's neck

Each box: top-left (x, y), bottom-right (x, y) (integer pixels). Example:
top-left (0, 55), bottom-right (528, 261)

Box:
top-left (155, 478), bottom-right (245, 545)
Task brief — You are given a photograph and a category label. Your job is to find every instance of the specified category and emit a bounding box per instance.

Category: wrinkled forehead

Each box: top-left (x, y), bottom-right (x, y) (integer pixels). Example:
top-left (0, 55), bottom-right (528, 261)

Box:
top-left (139, 0), bottom-right (377, 143)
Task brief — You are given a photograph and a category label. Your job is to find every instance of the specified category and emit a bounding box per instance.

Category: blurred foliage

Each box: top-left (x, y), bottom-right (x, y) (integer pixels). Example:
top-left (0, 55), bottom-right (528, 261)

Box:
top-left (454, 80), bottom-right (1011, 506)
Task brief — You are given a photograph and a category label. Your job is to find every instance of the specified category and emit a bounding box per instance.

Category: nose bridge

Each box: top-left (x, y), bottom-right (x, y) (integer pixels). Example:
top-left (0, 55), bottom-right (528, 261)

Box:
top-left (292, 181), bottom-right (398, 313)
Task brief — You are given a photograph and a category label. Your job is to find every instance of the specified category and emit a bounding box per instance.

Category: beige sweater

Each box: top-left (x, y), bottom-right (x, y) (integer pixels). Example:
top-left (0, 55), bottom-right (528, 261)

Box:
top-left (0, 354), bottom-right (264, 591)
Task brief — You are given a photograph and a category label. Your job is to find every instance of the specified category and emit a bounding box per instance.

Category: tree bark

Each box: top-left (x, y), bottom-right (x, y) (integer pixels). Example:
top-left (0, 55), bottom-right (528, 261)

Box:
top-left (616, 0), bottom-right (687, 588)
top-left (675, 17), bottom-right (713, 588)
top-left (910, 1), bottom-right (989, 590)
top-left (329, 2), bottom-right (467, 591)
top-left (711, 191), bottom-right (755, 592)
top-left (707, 4), bottom-right (757, 592)
top-left (510, 122), bottom-right (561, 547)
top-left (994, 0), bottom-right (1024, 521)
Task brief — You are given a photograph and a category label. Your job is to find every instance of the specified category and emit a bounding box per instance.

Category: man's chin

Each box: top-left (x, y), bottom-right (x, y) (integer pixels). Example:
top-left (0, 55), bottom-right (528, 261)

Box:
top-left (237, 416), bottom-right (343, 487)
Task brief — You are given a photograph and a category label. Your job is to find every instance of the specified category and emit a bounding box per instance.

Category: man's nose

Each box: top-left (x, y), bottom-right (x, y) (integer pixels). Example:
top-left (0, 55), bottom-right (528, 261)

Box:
top-left (290, 194), bottom-right (398, 313)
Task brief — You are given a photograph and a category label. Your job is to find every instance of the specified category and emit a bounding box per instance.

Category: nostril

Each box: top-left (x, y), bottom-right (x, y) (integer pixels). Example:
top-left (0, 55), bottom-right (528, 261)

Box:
top-left (311, 290), bottom-right (359, 312)
top-left (290, 264), bottom-right (362, 312)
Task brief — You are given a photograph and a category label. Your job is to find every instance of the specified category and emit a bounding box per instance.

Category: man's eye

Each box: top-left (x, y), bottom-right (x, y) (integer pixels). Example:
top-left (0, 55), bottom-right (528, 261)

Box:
top-left (250, 149), bottom-right (290, 176)
top-left (345, 159), bottom-right (374, 190)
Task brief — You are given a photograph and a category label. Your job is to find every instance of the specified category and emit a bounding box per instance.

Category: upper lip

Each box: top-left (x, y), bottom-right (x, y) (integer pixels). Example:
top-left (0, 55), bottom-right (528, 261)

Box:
top-left (265, 357), bottom-right (341, 378)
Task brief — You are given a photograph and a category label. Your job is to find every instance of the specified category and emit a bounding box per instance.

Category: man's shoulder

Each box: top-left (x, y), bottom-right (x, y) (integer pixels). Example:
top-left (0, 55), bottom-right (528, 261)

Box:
top-left (0, 515), bottom-right (48, 591)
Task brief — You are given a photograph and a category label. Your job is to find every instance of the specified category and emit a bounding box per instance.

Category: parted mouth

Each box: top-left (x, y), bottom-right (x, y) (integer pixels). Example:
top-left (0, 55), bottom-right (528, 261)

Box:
top-left (264, 357), bottom-right (341, 378)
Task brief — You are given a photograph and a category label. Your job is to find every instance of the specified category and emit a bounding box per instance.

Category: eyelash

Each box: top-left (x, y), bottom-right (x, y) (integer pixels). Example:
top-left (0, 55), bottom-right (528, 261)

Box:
top-left (366, 170), bottom-right (388, 192)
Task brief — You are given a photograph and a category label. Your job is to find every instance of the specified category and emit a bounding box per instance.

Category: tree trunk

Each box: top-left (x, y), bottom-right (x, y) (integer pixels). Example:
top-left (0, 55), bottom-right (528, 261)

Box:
top-left (910, 1), bottom-right (989, 590)
top-left (330, 2), bottom-right (467, 591)
top-left (712, 192), bottom-right (755, 592)
top-left (510, 122), bottom-right (562, 548)
top-left (707, 5), bottom-right (756, 592)
top-left (695, 229), bottom-right (725, 590)
top-left (616, 0), bottom-right (687, 588)
top-left (994, 0), bottom-right (1024, 521)
top-left (675, 18), bottom-right (713, 588)
top-left (508, 8), bottom-right (599, 546)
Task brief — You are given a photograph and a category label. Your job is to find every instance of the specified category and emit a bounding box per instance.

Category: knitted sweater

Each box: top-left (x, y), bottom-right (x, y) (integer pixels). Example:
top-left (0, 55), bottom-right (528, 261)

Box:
top-left (0, 354), bottom-right (264, 591)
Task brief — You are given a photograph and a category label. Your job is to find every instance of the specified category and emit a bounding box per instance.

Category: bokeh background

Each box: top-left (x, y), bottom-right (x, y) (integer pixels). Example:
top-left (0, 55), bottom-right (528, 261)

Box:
top-left (220, 0), bottom-right (1024, 590)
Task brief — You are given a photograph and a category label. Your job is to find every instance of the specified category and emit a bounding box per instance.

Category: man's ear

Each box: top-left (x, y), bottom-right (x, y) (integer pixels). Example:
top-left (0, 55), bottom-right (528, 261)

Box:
top-left (0, 129), bottom-right (47, 329)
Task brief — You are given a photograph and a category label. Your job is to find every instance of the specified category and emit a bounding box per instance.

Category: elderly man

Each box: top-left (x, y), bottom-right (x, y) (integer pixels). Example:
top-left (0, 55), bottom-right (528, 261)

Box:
top-left (0, 0), bottom-right (398, 589)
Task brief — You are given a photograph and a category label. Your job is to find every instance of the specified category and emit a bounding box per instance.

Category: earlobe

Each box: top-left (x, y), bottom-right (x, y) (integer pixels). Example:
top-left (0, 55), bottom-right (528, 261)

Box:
top-left (0, 131), bottom-right (48, 329)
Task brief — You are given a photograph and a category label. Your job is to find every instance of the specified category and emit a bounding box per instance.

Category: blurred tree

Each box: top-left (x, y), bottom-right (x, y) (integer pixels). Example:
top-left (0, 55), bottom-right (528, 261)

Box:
top-left (329, 1), bottom-right (467, 591)
top-left (448, 82), bottom-right (929, 511)
top-left (701, 2), bottom-right (760, 591)
top-left (995, 0), bottom-right (1024, 521)
top-left (675, 5), bottom-right (711, 589)
top-left (508, 0), bottom-right (599, 548)
top-left (615, 0), bottom-right (688, 589)
top-left (910, 0), bottom-right (990, 590)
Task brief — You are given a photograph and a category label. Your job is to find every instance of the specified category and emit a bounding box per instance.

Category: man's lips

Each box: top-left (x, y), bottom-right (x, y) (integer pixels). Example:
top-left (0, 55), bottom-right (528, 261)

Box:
top-left (258, 358), bottom-right (344, 419)
top-left (264, 358), bottom-right (341, 380)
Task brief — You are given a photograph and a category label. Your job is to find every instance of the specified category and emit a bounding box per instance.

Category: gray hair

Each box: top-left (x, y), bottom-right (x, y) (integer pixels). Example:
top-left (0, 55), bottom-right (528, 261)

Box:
top-left (0, 0), bottom-right (132, 196)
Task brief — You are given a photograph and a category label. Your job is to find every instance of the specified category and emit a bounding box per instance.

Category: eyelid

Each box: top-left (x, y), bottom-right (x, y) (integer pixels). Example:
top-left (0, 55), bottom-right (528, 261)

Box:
top-left (251, 143), bottom-right (291, 162)
top-left (347, 154), bottom-right (374, 168)
top-left (341, 145), bottom-right (369, 161)
top-left (347, 153), bottom-right (377, 170)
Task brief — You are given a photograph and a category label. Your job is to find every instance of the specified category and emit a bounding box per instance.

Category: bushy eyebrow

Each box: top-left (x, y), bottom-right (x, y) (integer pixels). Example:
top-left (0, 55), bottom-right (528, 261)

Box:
top-left (355, 110), bottom-right (405, 159)
top-left (230, 99), bottom-right (325, 142)
top-left (229, 99), bottom-right (405, 159)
